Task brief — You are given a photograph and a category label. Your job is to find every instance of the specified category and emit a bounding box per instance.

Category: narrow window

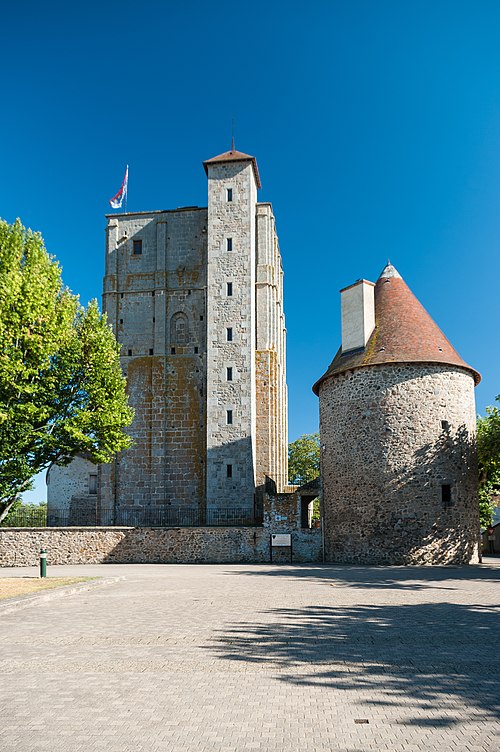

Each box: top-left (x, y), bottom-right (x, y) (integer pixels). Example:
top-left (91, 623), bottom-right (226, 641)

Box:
top-left (194, 346), bottom-right (199, 354)
top-left (441, 420), bottom-right (450, 431)
top-left (227, 237), bottom-right (233, 251)
top-left (227, 409), bottom-right (233, 425)
top-left (153, 317), bottom-right (155, 323)
top-left (133, 239), bottom-right (142, 255)
top-left (171, 347), bottom-right (176, 355)
top-left (151, 291), bottom-right (155, 297)
top-left (226, 367), bottom-right (233, 381)
top-left (442, 484), bottom-right (452, 508)
top-left (127, 349), bottom-right (132, 356)
top-left (227, 282), bottom-right (233, 296)
top-left (227, 188), bottom-right (233, 202)
top-left (226, 327), bottom-right (233, 342)
top-left (89, 474), bottom-right (98, 495)
top-left (120, 293), bottom-right (124, 299)
top-left (226, 464), bottom-right (233, 478)
top-left (119, 319), bottom-right (123, 324)
top-left (149, 348), bottom-right (154, 356)
top-left (200, 315), bottom-right (204, 321)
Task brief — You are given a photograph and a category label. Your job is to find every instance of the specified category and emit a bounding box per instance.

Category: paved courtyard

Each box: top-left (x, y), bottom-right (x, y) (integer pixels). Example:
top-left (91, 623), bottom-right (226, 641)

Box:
top-left (0, 561), bottom-right (499, 752)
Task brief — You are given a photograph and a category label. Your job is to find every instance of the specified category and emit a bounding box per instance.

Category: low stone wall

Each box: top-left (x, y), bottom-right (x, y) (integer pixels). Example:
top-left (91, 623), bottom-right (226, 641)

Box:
top-left (0, 527), bottom-right (322, 566)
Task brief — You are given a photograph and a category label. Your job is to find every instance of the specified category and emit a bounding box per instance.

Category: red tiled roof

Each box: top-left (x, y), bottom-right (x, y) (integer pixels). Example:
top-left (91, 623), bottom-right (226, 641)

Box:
top-left (203, 149), bottom-right (262, 188)
top-left (313, 263), bottom-right (480, 394)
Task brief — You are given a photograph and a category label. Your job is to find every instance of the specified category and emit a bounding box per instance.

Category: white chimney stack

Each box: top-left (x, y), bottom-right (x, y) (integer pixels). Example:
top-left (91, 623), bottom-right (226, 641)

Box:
top-left (340, 279), bottom-right (375, 353)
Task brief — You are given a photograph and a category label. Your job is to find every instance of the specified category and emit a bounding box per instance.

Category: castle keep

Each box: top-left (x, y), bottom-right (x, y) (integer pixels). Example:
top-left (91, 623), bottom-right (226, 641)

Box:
top-left (98, 148), bottom-right (288, 524)
top-left (314, 263), bottom-right (480, 565)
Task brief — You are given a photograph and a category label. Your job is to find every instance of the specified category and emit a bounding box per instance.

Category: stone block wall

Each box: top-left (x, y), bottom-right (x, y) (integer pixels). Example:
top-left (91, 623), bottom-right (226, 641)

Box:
top-left (319, 363), bottom-right (480, 564)
top-left (0, 526), bottom-right (322, 566)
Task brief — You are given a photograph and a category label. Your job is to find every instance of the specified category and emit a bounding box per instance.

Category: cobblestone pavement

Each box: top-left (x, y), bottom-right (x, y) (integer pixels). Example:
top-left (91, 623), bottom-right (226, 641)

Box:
top-left (1, 561), bottom-right (499, 752)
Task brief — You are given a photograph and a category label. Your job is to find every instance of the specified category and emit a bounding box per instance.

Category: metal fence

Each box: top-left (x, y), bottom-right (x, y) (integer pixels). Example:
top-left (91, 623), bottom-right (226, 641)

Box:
top-left (2, 506), bottom-right (262, 528)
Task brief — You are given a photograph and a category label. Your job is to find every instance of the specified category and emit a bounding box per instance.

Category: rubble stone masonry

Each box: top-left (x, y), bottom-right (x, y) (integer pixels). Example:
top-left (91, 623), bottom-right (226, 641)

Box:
top-left (319, 364), bottom-right (479, 564)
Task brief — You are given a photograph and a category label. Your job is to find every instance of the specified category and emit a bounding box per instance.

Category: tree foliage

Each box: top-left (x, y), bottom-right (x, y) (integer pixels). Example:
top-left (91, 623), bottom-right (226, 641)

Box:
top-left (477, 397), bottom-right (500, 528)
top-left (0, 218), bottom-right (133, 521)
top-left (288, 432), bottom-right (320, 486)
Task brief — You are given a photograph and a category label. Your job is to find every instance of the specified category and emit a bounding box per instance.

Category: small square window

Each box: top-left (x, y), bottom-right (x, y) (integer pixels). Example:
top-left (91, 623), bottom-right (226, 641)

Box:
top-left (442, 484), bottom-right (453, 508)
top-left (227, 237), bottom-right (233, 251)
top-left (227, 282), bottom-right (233, 296)
top-left (441, 420), bottom-right (450, 431)
top-left (89, 474), bottom-right (98, 495)
top-left (227, 367), bottom-right (233, 381)
top-left (227, 188), bottom-right (233, 202)
top-left (226, 327), bottom-right (233, 342)
top-left (227, 409), bottom-right (233, 425)
top-left (149, 348), bottom-right (154, 356)
top-left (119, 319), bottom-right (123, 324)
top-left (133, 239), bottom-right (142, 255)
top-left (226, 463), bottom-right (233, 478)
top-left (171, 347), bottom-right (176, 355)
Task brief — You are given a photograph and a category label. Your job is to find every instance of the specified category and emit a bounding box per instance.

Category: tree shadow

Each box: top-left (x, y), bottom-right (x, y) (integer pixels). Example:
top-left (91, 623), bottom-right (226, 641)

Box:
top-left (207, 599), bottom-right (500, 726)
top-left (222, 561), bottom-right (500, 590)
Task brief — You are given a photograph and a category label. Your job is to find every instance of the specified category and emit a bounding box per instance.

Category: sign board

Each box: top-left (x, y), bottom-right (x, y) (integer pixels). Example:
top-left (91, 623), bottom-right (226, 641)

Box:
top-left (271, 534), bottom-right (292, 547)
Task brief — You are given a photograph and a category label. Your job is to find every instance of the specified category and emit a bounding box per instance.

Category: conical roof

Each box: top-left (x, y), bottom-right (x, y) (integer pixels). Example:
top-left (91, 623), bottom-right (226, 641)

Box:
top-left (313, 263), bottom-right (480, 394)
top-left (203, 148), bottom-right (261, 188)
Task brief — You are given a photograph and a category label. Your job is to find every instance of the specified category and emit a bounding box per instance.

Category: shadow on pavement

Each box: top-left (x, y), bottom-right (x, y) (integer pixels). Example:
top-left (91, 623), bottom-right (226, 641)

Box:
top-left (210, 565), bottom-right (500, 726)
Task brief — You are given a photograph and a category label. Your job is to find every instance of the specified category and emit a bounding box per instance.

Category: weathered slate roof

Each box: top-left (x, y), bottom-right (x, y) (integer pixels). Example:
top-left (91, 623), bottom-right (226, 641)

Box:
top-left (203, 149), bottom-right (261, 188)
top-left (313, 263), bottom-right (480, 394)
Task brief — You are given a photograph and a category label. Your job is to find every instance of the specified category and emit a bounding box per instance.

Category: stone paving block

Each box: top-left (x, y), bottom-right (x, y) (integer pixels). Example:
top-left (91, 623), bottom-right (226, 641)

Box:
top-left (0, 562), bottom-right (499, 751)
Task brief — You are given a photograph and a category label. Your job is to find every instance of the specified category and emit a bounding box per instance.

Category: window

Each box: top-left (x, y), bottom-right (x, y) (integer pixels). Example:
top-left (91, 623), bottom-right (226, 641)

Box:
top-left (133, 239), bottom-right (142, 255)
top-left (442, 484), bottom-right (453, 508)
top-left (171, 347), bottom-right (176, 355)
top-left (153, 317), bottom-right (155, 323)
top-left (127, 349), bottom-right (132, 356)
top-left (119, 319), bottom-right (123, 324)
top-left (226, 367), bottom-right (233, 381)
top-left (227, 282), bottom-right (233, 296)
top-left (226, 464), bottom-right (233, 478)
top-left (171, 312), bottom-right (189, 344)
top-left (227, 188), bottom-right (233, 202)
top-left (227, 237), bottom-right (233, 251)
top-left (194, 346), bottom-right (199, 354)
top-left (227, 409), bottom-right (233, 425)
top-left (441, 420), bottom-right (450, 431)
top-left (120, 293), bottom-right (124, 299)
top-left (149, 348), bottom-right (154, 356)
top-left (89, 474), bottom-right (98, 495)
top-left (226, 327), bottom-right (233, 342)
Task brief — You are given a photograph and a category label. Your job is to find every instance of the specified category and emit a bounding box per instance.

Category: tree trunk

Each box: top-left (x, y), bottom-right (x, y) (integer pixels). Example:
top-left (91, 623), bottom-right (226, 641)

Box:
top-left (0, 496), bottom-right (20, 524)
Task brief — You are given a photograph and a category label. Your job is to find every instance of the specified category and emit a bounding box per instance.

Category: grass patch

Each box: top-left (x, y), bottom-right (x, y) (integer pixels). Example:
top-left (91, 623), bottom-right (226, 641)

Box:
top-left (0, 577), bottom-right (97, 600)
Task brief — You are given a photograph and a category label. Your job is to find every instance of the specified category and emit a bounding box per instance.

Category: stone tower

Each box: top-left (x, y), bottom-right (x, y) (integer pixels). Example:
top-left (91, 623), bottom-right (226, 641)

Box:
top-left (313, 263), bottom-right (480, 565)
top-left (97, 147), bottom-right (288, 525)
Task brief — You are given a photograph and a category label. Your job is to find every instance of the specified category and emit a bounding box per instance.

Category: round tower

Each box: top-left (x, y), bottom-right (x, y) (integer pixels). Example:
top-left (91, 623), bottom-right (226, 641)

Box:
top-left (313, 263), bottom-right (481, 565)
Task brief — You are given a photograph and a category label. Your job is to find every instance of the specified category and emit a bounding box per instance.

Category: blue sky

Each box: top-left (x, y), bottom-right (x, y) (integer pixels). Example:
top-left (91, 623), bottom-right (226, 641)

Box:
top-left (2, 1), bottom-right (500, 502)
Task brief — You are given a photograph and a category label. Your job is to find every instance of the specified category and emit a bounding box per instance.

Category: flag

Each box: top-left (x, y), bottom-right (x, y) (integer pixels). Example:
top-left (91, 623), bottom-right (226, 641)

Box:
top-left (109, 165), bottom-right (128, 209)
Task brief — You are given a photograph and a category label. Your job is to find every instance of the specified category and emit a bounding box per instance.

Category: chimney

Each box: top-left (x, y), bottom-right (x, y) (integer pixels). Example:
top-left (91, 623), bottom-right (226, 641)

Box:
top-left (340, 279), bottom-right (375, 353)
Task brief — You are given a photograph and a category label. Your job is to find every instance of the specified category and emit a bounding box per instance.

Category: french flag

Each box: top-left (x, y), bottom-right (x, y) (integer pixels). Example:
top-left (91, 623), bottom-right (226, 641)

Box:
top-left (109, 165), bottom-right (128, 209)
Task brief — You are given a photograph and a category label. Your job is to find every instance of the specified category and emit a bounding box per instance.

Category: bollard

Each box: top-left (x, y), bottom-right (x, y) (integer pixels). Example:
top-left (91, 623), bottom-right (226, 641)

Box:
top-left (39, 549), bottom-right (47, 578)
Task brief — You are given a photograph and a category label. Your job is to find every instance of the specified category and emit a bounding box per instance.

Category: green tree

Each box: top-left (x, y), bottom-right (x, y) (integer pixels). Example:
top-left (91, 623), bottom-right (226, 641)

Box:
top-left (0, 218), bottom-right (134, 522)
top-left (477, 397), bottom-right (500, 528)
top-left (288, 432), bottom-right (320, 486)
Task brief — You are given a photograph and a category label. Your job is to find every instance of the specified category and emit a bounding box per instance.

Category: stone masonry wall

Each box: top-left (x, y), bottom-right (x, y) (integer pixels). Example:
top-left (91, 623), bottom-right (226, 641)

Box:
top-left (0, 526), bottom-right (321, 566)
top-left (319, 364), bottom-right (480, 564)
top-left (205, 161), bottom-right (257, 511)
top-left (101, 209), bottom-right (207, 521)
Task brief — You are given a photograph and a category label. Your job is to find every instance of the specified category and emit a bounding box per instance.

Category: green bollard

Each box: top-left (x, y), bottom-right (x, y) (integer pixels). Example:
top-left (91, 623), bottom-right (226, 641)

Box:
top-left (40, 549), bottom-right (47, 578)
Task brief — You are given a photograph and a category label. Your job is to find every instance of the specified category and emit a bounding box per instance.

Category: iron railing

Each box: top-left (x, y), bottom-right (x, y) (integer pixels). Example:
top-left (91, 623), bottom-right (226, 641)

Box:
top-left (1, 506), bottom-right (262, 528)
